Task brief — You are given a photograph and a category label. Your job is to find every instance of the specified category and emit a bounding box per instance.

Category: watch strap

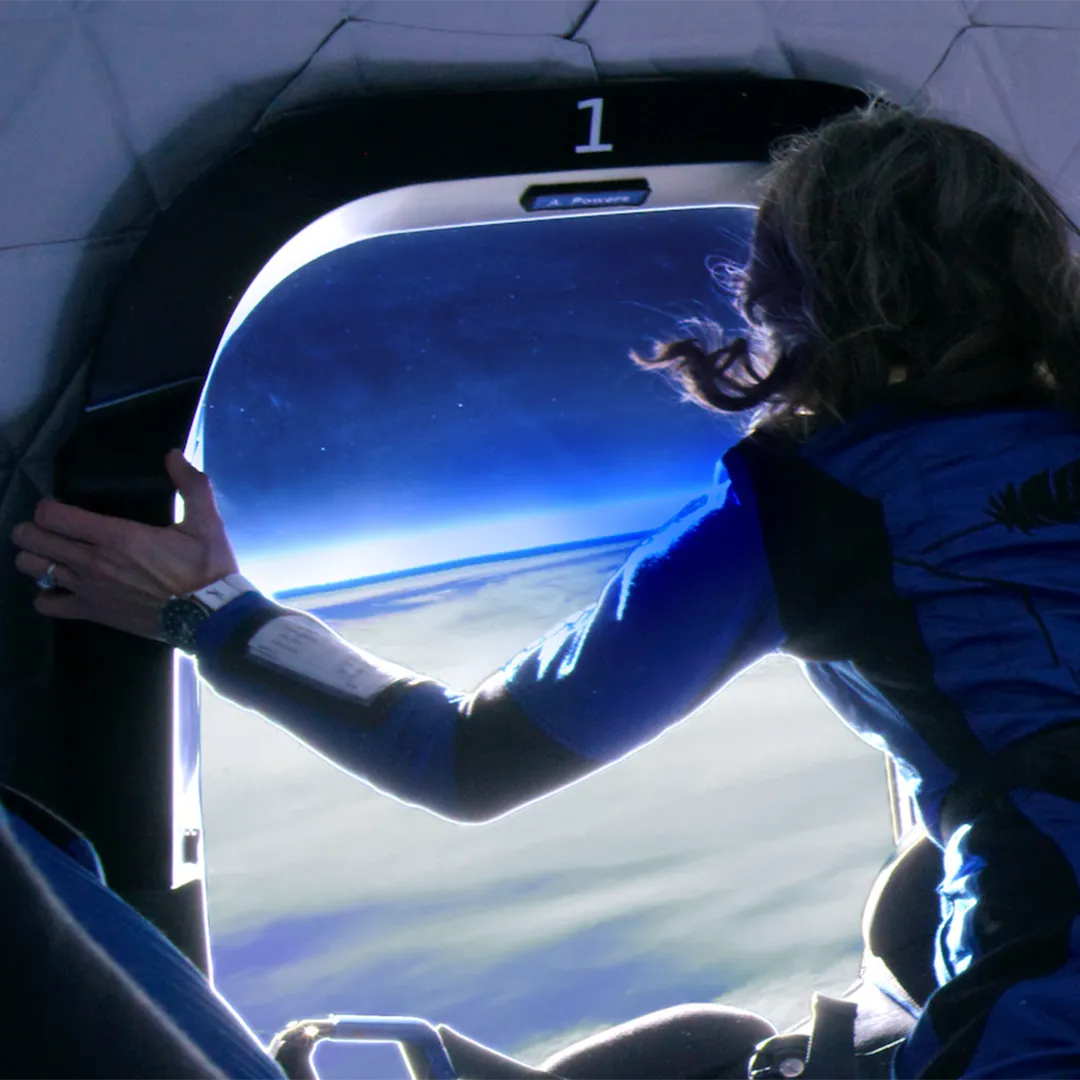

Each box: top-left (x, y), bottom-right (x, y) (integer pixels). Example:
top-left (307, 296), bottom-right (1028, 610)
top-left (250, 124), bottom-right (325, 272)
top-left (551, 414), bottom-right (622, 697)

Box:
top-left (189, 573), bottom-right (257, 612)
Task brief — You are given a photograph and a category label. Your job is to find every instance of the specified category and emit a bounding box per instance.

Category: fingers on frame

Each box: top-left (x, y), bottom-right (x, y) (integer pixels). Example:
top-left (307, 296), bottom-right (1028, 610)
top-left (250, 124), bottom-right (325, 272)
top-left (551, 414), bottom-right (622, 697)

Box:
top-left (34, 499), bottom-right (134, 546)
top-left (15, 523), bottom-right (109, 579)
top-left (13, 551), bottom-right (79, 590)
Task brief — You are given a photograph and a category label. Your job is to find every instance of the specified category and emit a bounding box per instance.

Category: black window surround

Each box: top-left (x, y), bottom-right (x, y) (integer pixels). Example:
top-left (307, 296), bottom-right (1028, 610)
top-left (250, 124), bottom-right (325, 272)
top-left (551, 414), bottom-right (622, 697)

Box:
top-left (52, 76), bottom-right (873, 974)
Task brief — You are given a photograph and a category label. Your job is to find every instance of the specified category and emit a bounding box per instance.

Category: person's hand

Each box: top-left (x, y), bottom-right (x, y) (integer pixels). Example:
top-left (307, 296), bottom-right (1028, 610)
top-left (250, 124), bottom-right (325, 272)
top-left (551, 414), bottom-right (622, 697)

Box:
top-left (11, 450), bottom-right (240, 641)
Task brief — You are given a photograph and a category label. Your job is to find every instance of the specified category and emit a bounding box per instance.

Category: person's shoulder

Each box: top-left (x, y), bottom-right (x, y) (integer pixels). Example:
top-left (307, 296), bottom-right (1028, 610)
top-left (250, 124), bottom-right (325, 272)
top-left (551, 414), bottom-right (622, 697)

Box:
top-left (720, 425), bottom-right (811, 490)
top-left (726, 402), bottom-right (934, 471)
top-left (719, 404), bottom-right (920, 507)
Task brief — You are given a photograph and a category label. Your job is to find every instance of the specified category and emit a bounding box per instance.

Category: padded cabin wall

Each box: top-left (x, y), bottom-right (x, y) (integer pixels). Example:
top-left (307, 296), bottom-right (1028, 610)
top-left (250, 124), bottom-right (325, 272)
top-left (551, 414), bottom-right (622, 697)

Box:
top-left (0, 0), bottom-right (595, 806)
top-left (3, 0), bottom-right (1080, 962)
top-left (0, 0), bottom-right (596, 873)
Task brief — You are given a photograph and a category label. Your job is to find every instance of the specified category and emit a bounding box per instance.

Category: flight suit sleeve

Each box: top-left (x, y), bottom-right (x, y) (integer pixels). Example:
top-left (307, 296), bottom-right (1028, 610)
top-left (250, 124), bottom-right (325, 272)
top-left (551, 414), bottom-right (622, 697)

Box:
top-left (192, 449), bottom-right (785, 823)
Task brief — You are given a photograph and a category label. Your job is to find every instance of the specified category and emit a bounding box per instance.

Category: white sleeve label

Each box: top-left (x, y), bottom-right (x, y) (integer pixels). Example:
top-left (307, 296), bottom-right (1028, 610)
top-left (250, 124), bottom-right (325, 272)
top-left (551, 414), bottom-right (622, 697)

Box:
top-left (247, 615), bottom-right (410, 705)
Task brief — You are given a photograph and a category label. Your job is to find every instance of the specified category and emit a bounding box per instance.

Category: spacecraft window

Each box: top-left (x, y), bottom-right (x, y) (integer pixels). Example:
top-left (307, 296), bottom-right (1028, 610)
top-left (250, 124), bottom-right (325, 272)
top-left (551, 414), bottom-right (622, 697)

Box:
top-left (187, 172), bottom-right (895, 1075)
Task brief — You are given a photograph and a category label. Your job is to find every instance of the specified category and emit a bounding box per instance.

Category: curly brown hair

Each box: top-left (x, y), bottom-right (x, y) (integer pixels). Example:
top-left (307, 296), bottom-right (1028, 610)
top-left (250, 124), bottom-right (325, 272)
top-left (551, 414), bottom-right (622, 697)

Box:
top-left (632, 92), bottom-right (1080, 440)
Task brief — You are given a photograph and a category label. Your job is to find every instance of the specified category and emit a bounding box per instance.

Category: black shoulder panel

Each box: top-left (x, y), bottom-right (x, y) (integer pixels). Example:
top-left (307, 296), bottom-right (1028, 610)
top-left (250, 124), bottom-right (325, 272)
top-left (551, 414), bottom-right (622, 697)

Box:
top-left (731, 436), bottom-right (988, 780)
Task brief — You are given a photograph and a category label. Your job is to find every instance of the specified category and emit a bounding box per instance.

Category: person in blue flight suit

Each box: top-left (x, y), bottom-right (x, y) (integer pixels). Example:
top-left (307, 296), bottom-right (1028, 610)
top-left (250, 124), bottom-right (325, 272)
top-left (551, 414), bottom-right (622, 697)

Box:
top-left (13, 95), bottom-right (1080, 1079)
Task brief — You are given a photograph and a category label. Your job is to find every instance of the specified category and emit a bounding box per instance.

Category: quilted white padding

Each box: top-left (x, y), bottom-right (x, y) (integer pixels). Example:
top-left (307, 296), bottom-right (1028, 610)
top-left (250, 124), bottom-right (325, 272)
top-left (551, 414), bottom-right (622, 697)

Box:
top-left (970, 28), bottom-right (1080, 176)
top-left (773, 0), bottom-right (967, 25)
top-left (971, 0), bottom-right (1080, 28)
top-left (0, 8), bottom-right (155, 248)
top-left (350, 0), bottom-right (590, 35)
top-left (923, 28), bottom-right (1032, 161)
top-left (259, 17), bottom-right (596, 126)
top-left (580, 1), bottom-right (794, 79)
top-left (0, 234), bottom-right (141, 433)
top-left (4, 0), bottom-right (1080, 804)
top-left (81, 1), bottom-right (349, 207)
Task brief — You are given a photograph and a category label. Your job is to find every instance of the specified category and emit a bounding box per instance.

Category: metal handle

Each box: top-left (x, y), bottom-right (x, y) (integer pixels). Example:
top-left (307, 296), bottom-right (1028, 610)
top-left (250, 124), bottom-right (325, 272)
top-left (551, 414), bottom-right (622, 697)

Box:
top-left (270, 1014), bottom-right (457, 1080)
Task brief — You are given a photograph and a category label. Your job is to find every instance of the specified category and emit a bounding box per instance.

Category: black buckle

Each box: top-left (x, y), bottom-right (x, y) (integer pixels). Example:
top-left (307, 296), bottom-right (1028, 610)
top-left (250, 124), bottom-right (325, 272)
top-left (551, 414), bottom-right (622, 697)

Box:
top-left (747, 995), bottom-right (857, 1079)
top-left (747, 1033), bottom-right (811, 1078)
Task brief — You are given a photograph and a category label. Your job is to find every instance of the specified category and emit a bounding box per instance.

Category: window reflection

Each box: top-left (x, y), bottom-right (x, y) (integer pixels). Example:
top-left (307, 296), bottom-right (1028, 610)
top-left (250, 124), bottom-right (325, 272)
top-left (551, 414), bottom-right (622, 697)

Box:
top-left (196, 206), bottom-right (894, 1078)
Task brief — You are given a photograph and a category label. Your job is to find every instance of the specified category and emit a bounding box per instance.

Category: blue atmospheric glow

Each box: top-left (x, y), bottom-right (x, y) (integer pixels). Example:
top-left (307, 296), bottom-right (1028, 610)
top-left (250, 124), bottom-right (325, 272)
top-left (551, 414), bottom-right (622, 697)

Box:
top-left (201, 206), bottom-right (755, 592)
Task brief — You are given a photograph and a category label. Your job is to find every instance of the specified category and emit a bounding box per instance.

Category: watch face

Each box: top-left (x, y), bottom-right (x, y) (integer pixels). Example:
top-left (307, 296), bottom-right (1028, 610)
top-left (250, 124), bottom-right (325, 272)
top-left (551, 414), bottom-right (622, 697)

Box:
top-left (160, 598), bottom-right (209, 651)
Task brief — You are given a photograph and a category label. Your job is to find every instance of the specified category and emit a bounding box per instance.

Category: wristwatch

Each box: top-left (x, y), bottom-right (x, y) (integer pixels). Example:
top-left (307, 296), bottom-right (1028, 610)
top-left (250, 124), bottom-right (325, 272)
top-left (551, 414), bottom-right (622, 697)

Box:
top-left (159, 573), bottom-right (256, 653)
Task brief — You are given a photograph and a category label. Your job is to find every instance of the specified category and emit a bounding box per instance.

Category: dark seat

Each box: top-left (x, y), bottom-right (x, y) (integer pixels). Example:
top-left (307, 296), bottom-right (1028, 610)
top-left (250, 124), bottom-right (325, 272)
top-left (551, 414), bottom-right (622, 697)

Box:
top-left (864, 829), bottom-right (943, 1011)
top-left (778, 829), bottom-right (943, 1078)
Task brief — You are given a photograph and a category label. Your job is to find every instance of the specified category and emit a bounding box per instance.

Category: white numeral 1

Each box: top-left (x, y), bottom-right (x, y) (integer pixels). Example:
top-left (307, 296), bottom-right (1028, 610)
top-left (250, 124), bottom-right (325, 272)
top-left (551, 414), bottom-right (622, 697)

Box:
top-left (575, 97), bottom-right (613, 154)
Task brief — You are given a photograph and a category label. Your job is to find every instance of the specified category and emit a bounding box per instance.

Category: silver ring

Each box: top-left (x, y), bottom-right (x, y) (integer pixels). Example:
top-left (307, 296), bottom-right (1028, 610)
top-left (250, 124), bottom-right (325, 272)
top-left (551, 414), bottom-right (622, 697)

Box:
top-left (36, 562), bottom-right (59, 591)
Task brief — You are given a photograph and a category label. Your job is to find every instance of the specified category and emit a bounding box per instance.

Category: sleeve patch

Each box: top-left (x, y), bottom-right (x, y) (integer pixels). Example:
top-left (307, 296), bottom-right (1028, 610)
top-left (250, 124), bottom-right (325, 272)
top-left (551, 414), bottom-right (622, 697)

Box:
top-left (247, 615), bottom-right (408, 705)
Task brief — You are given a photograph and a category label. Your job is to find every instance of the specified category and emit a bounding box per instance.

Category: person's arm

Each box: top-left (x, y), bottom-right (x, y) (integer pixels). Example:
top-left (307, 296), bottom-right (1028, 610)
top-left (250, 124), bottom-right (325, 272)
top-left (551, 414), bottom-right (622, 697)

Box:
top-left (193, 451), bottom-right (785, 823)
top-left (11, 447), bottom-right (786, 824)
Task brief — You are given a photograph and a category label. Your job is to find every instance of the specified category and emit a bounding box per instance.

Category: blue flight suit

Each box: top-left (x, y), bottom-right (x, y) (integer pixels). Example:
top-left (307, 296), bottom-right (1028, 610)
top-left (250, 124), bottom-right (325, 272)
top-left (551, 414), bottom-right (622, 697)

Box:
top-left (195, 400), bottom-right (1080, 1079)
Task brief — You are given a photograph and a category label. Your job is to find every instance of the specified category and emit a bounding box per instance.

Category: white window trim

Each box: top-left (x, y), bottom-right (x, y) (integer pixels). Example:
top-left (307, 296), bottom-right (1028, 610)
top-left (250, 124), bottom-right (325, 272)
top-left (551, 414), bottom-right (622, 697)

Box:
top-left (214, 163), bottom-right (766, 362)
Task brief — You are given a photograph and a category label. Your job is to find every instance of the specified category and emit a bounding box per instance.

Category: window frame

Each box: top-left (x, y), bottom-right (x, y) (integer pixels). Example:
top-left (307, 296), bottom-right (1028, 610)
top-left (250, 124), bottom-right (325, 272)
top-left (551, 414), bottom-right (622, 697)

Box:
top-left (54, 77), bottom-right (878, 975)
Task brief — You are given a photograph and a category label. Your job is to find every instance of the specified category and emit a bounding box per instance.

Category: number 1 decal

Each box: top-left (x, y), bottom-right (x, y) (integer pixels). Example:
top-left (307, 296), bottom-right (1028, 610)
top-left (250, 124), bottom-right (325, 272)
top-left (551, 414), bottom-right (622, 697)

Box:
top-left (575, 97), bottom-right (613, 154)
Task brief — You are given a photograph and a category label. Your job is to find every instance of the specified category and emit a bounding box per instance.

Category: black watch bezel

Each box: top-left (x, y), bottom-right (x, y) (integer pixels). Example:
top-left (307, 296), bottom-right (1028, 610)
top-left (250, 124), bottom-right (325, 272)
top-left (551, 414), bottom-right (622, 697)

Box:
top-left (159, 596), bottom-right (213, 653)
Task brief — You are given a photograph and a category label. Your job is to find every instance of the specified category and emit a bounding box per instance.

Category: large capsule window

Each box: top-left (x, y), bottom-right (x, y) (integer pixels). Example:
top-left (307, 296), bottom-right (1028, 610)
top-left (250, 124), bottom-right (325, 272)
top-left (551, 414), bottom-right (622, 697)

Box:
top-left (191, 183), bottom-right (894, 1078)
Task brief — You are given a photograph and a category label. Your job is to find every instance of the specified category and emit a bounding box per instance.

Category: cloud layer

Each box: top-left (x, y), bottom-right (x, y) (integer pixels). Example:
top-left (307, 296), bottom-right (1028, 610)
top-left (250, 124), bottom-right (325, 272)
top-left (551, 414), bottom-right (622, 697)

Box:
top-left (199, 549), bottom-right (896, 1076)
